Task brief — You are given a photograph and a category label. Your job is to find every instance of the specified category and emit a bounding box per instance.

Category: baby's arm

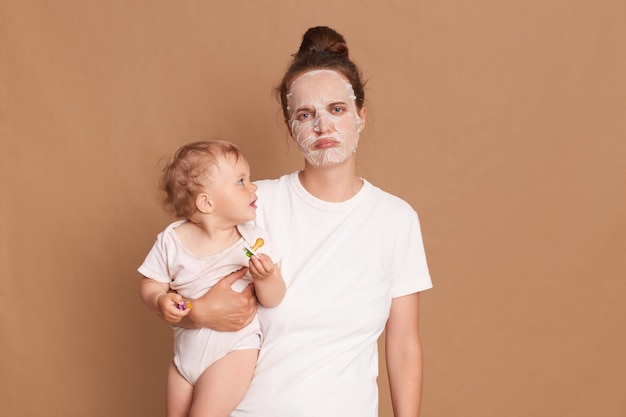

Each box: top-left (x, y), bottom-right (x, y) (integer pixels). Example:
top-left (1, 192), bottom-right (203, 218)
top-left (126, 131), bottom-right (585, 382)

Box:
top-left (248, 254), bottom-right (285, 308)
top-left (139, 277), bottom-right (191, 324)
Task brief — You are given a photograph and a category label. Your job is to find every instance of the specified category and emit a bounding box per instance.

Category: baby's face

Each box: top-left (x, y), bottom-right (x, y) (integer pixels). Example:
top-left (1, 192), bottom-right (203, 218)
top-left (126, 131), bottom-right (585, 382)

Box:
top-left (207, 156), bottom-right (258, 224)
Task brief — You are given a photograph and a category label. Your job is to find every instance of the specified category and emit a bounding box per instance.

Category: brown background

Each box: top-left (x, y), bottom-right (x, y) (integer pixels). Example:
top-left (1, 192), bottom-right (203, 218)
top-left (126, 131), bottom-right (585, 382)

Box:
top-left (1, 1), bottom-right (625, 416)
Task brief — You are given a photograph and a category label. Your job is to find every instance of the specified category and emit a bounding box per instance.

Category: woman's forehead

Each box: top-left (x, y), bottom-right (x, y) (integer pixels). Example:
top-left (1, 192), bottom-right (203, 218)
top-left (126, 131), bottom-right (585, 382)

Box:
top-left (287, 70), bottom-right (356, 108)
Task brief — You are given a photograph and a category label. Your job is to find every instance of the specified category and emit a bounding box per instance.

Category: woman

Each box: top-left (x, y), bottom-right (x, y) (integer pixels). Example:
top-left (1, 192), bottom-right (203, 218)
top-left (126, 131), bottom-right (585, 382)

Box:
top-left (184, 26), bottom-right (432, 416)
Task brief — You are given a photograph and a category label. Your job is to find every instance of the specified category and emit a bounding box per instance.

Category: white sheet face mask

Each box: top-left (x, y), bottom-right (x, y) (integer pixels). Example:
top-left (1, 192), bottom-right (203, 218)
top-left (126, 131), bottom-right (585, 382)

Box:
top-left (286, 70), bottom-right (363, 166)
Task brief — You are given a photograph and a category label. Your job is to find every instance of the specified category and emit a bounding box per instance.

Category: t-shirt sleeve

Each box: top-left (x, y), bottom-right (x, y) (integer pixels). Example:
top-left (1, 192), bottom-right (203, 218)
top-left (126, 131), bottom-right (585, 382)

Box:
top-left (137, 230), bottom-right (173, 284)
top-left (390, 210), bottom-right (433, 298)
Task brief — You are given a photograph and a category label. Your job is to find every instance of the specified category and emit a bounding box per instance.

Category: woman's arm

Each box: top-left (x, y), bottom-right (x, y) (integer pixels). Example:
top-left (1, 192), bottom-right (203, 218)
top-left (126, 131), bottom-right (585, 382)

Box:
top-left (385, 292), bottom-right (423, 417)
top-left (177, 267), bottom-right (258, 331)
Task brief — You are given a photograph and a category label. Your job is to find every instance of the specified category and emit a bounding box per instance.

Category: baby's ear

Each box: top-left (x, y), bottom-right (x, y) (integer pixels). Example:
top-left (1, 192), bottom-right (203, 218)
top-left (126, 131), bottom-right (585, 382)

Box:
top-left (196, 193), bottom-right (214, 214)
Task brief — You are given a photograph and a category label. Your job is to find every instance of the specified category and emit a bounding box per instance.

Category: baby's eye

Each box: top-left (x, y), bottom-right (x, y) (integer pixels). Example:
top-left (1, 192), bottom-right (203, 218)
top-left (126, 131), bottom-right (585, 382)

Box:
top-left (237, 178), bottom-right (245, 185)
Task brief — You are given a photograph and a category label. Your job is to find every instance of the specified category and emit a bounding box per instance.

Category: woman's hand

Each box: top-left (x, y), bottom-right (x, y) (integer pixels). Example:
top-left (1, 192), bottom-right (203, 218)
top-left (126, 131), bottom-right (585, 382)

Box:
top-left (179, 267), bottom-right (258, 331)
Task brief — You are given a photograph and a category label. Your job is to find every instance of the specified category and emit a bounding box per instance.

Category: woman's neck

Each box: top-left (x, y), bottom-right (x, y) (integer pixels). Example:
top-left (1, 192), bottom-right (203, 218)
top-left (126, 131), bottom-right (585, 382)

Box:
top-left (298, 161), bottom-right (363, 202)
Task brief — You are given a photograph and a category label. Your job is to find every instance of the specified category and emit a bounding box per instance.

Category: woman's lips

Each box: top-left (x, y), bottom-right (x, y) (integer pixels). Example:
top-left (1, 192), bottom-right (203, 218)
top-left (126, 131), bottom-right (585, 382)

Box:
top-left (314, 138), bottom-right (340, 149)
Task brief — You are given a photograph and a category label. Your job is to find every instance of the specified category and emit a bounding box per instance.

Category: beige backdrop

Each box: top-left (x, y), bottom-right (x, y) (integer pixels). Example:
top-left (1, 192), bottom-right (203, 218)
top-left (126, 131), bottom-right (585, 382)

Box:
top-left (1, 1), bottom-right (625, 416)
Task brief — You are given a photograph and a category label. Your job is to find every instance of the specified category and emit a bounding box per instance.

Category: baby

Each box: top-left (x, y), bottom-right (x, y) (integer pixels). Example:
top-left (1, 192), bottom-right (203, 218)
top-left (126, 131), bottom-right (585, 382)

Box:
top-left (138, 140), bottom-right (285, 417)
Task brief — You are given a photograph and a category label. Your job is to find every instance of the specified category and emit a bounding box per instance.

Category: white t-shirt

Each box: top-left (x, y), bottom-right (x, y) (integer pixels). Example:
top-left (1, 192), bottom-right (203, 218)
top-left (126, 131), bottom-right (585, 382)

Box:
top-left (232, 172), bottom-right (432, 417)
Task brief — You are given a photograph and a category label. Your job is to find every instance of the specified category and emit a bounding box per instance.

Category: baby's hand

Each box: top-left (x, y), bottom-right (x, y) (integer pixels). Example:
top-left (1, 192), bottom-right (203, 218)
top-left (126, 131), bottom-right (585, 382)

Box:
top-left (249, 253), bottom-right (275, 280)
top-left (157, 292), bottom-right (191, 324)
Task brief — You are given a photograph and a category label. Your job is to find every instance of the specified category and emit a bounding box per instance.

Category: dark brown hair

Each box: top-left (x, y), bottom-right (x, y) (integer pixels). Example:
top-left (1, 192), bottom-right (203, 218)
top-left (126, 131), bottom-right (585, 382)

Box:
top-left (160, 140), bottom-right (245, 218)
top-left (276, 26), bottom-right (366, 122)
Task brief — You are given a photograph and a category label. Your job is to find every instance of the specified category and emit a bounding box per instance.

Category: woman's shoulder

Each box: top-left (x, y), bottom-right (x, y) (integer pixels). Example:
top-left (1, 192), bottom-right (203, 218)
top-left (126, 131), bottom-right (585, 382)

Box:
top-left (366, 181), bottom-right (417, 215)
top-left (254, 172), bottom-right (298, 197)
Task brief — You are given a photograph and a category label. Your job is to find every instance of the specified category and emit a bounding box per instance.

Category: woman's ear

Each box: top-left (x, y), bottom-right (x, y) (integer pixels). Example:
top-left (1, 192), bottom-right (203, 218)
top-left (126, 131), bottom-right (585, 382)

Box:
top-left (357, 107), bottom-right (367, 133)
top-left (196, 193), bottom-right (213, 214)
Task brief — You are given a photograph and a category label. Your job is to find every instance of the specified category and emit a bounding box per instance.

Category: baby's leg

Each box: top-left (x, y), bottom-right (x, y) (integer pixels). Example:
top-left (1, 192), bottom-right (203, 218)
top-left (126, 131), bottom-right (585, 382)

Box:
top-left (166, 361), bottom-right (194, 417)
top-left (189, 349), bottom-right (259, 417)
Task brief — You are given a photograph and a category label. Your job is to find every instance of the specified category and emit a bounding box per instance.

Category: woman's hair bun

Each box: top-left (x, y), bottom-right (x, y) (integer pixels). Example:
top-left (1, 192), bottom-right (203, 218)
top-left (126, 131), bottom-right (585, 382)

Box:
top-left (296, 26), bottom-right (349, 59)
top-left (276, 25), bottom-right (365, 121)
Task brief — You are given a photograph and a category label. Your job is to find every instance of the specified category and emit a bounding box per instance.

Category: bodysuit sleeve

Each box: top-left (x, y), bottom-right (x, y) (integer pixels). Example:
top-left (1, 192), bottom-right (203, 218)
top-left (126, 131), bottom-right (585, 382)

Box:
top-left (137, 227), bottom-right (176, 284)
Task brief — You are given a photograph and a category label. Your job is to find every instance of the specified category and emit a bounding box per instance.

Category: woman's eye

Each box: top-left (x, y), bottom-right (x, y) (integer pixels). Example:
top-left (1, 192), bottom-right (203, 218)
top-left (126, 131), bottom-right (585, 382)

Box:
top-left (332, 106), bottom-right (345, 113)
top-left (297, 112), bottom-right (312, 121)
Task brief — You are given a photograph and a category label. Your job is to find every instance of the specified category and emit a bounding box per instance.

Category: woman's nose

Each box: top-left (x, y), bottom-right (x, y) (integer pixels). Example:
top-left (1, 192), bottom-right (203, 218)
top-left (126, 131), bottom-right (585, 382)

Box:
top-left (313, 115), bottom-right (333, 133)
